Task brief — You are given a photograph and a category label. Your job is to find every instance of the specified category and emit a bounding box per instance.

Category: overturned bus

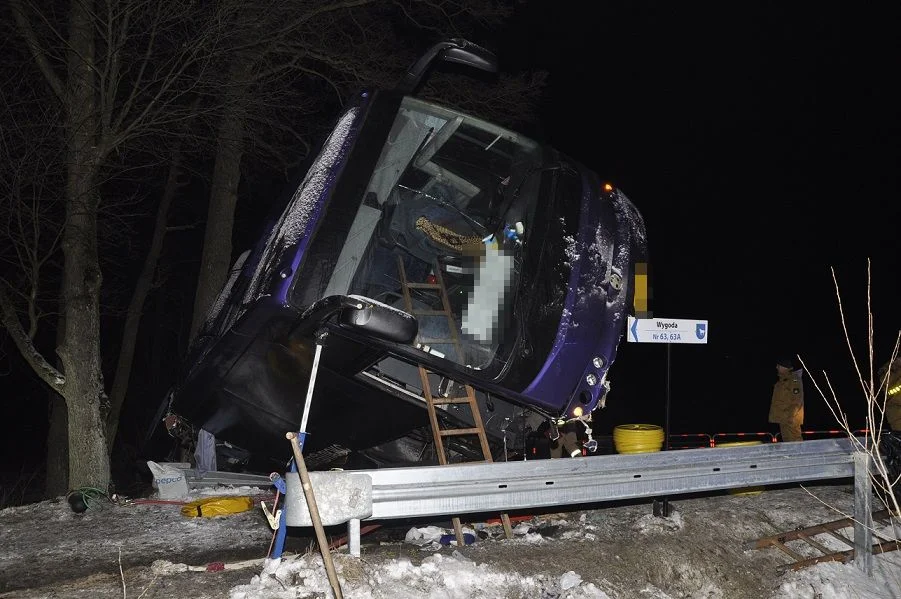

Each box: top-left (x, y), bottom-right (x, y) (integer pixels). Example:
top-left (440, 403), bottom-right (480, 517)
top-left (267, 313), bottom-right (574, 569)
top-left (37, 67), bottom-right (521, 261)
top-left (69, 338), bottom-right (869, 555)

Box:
top-left (149, 39), bottom-right (649, 473)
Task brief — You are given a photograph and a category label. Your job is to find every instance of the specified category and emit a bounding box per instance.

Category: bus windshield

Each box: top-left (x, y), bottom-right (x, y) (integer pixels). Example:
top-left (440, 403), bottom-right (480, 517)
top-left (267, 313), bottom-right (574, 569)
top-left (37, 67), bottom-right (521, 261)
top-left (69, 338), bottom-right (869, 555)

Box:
top-left (292, 96), bottom-right (548, 374)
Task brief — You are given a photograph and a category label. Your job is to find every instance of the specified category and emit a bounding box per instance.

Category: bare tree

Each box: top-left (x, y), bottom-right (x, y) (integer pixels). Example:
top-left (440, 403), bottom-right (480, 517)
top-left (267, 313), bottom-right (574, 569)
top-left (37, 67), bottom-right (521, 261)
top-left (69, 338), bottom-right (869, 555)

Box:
top-left (803, 260), bottom-right (900, 530)
top-left (0, 84), bottom-right (65, 344)
top-left (0, 59), bottom-right (69, 496)
top-left (1, 0), bottom-right (227, 492)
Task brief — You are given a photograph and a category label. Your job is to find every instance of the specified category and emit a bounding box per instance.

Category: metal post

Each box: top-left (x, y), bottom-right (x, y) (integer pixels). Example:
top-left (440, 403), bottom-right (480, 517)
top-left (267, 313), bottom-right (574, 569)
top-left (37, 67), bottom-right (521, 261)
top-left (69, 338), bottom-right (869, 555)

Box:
top-left (654, 344), bottom-right (672, 517)
top-left (853, 451), bottom-right (872, 575)
top-left (348, 519), bottom-right (361, 557)
top-left (299, 333), bottom-right (326, 434)
top-left (665, 343), bottom-right (671, 450)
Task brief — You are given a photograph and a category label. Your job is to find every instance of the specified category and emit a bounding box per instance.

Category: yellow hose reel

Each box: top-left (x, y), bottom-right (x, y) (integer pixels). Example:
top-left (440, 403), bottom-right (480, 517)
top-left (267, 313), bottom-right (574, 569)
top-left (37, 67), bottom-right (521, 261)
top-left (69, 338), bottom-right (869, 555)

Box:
top-left (613, 424), bottom-right (664, 454)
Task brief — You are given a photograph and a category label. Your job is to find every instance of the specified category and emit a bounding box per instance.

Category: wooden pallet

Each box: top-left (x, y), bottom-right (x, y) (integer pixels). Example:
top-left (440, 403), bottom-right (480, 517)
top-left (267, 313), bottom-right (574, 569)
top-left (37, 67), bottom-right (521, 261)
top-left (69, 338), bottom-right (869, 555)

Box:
top-left (745, 509), bottom-right (899, 570)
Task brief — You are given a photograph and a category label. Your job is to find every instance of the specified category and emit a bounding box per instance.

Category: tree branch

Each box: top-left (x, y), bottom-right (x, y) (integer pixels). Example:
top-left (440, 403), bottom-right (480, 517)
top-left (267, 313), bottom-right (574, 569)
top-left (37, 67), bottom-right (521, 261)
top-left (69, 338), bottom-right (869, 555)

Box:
top-left (0, 285), bottom-right (65, 391)
top-left (9, 0), bottom-right (66, 102)
top-left (109, 0), bottom-right (159, 135)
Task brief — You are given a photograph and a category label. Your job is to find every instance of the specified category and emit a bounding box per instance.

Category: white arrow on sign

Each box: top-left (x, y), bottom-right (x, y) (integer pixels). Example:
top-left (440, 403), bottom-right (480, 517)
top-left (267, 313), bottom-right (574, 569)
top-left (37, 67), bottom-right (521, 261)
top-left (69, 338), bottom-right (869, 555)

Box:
top-left (627, 317), bottom-right (708, 344)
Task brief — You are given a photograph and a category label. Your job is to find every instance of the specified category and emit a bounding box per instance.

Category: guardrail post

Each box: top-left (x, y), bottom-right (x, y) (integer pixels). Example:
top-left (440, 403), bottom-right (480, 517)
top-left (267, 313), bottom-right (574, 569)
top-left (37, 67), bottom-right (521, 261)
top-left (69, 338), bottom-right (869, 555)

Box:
top-left (853, 451), bottom-right (872, 575)
top-left (348, 518), bottom-right (361, 557)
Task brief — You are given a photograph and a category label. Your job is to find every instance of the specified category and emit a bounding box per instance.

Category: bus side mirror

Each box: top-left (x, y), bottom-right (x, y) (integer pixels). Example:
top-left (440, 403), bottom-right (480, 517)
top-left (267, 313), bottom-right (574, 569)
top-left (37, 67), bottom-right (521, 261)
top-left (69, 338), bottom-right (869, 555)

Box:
top-left (338, 295), bottom-right (418, 344)
top-left (398, 38), bottom-right (498, 94)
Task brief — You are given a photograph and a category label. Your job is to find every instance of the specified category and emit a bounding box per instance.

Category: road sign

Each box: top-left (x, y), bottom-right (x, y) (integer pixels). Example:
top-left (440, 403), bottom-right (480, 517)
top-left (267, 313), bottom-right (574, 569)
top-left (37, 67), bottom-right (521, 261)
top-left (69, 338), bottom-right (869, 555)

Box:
top-left (627, 317), bottom-right (708, 344)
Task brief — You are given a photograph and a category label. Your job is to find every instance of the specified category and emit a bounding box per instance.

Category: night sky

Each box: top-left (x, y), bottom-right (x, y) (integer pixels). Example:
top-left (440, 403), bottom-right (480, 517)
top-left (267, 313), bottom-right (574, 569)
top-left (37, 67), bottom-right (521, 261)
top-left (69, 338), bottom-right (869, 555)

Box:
top-left (509, 2), bottom-right (901, 436)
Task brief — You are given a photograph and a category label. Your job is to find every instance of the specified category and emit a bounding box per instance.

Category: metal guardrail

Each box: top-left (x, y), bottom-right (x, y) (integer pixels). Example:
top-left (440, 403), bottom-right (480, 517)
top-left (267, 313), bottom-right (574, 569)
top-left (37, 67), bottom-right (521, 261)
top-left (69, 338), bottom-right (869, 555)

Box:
top-left (285, 437), bottom-right (856, 521)
top-left (175, 437), bottom-right (873, 568)
top-left (281, 437), bottom-right (875, 563)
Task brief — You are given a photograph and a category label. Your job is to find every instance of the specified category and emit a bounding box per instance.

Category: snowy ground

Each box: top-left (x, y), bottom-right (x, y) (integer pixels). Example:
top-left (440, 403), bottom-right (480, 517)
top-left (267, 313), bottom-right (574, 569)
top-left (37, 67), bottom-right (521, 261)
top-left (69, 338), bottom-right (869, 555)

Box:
top-left (1, 481), bottom-right (899, 598)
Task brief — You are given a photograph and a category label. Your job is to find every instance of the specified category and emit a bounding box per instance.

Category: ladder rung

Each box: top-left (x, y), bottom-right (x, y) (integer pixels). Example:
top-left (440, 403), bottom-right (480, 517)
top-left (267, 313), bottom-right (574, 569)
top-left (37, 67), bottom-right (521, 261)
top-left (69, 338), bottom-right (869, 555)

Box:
top-left (406, 283), bottom-right (442, 289)
top-left (412, 309), bottom-right (450, 316)
top-left (439, 428), bottom-right (482, 437)
top-left (418, 337), bottom-right (457, 344)
top-left (771, 542), bottom-right (805, 561)
top-left (796, 531), bottom-right (833, 555)
top-left (431, 397), bottom-right (472, 405)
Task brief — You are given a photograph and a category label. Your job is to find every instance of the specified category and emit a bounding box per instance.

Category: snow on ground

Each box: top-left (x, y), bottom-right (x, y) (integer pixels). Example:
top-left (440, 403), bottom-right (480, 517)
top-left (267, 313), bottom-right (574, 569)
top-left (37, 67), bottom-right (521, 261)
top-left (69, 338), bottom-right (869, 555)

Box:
top-left (228, 550), bottom-right (610, 599)
top-left (1, 482), bottom-right (899, 598)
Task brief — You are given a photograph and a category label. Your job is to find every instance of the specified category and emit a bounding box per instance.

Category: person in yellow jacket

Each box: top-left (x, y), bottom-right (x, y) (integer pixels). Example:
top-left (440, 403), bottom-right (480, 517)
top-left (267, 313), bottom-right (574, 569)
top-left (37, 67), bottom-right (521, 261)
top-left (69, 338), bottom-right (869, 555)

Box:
top-left (769, 356), bottom-right (804, 442)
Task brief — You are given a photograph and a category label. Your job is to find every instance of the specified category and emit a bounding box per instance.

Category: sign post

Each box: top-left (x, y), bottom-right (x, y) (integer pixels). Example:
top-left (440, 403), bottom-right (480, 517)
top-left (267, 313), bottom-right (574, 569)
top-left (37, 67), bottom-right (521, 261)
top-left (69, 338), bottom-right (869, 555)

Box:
top-left (627, 317), bottom-right (708, 516)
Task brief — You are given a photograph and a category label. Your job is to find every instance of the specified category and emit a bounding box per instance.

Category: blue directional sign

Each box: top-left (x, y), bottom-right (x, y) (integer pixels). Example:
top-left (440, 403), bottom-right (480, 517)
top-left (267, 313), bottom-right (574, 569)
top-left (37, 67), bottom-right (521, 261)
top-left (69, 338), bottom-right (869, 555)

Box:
top-left (627, 317), bottom-right (708, 344)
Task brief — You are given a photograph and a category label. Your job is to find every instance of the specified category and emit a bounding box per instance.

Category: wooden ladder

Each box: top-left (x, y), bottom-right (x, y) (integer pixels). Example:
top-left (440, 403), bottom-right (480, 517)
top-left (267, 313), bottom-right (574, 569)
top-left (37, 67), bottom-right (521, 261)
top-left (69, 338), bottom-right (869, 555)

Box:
top-left (396, 256), bottom-right (514, 544)
top-left (745, 509), bottom-right (898, 570)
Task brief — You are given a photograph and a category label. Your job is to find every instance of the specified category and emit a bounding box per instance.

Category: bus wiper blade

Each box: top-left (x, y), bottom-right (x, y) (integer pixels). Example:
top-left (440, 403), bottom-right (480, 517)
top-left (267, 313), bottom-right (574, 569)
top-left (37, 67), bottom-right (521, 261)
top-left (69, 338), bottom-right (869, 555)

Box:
top-left (396, 184), bottom-right (488, 235)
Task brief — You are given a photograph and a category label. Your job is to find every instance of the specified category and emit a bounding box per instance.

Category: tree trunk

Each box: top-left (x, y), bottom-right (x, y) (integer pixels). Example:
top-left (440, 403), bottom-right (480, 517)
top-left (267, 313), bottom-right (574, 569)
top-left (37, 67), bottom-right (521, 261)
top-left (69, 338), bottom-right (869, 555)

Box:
top-left (56, 0), bottom-right (110, 491)
top-left (45, 395), bottom-right (68, 496)
top-left (106, 154), bottom-right (183, 449)
top-left (45, 297), bottom-right (68, 497)
top-left (58, 174), bottom-right (110, 490)
top-left (189, 55), bottom-right (254, 344)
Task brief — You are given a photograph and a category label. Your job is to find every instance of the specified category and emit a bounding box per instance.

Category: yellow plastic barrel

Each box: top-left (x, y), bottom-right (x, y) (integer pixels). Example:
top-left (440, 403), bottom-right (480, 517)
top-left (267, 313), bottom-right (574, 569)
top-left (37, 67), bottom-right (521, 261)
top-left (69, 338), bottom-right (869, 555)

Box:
top-left (717, 440), bottom-right (765, 495)
top-left (613, 424), bottom-right (665, 454)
